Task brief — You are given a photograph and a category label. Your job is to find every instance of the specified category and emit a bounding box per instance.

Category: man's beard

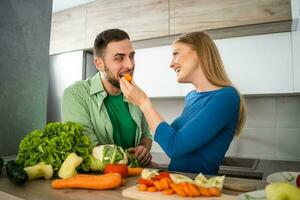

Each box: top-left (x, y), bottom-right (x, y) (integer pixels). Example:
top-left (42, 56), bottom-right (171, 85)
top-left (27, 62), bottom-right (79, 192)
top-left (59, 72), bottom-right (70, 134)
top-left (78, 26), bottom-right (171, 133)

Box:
top-left (103, 65), bottom-right (120, 89)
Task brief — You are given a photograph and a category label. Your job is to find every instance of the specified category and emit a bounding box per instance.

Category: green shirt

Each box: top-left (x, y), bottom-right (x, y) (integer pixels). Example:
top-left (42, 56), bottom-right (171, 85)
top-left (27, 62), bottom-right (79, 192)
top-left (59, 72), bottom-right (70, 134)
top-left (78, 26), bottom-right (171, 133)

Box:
top-left (62, 72), bottom-right (152, 147)
top-left (103, 93), bottom-right (136, 149)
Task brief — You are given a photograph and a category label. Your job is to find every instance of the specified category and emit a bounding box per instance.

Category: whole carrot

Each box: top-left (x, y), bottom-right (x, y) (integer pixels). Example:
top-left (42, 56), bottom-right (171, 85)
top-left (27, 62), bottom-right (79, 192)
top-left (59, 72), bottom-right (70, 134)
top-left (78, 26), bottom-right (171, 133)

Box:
top-left (52, 173), bottom-right (122, 190)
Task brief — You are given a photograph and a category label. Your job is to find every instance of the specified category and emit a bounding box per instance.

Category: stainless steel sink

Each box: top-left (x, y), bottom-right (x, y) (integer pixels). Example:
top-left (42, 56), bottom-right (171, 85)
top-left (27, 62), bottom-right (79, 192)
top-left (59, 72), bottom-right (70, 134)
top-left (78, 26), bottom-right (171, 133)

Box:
top-left (218, 157), bottom-right (263, 180)
top-left (220, 157), bottom-right (259, 170)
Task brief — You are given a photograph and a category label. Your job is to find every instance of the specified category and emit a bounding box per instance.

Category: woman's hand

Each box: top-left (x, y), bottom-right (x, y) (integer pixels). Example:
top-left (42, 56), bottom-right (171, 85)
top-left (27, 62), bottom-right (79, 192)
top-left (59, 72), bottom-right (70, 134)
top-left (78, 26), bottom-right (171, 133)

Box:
top-left (120, 77), bottom-right (164, 133)
top-left (120, 77), bottom-right (150, 109)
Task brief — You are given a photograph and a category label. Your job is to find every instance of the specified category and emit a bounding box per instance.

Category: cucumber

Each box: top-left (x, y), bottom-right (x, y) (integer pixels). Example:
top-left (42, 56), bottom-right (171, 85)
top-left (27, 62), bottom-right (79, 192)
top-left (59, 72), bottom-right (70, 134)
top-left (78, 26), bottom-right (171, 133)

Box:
top-left (0, 157), bottom-right (3, 176)
top-left (6, 161), bottom-right (28, 185)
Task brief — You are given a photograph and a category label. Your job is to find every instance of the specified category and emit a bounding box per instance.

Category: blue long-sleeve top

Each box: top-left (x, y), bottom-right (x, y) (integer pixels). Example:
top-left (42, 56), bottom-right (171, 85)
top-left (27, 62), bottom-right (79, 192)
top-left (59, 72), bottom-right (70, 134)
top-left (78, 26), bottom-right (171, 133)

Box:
top-left (154, 87), bottom-right (240, 175)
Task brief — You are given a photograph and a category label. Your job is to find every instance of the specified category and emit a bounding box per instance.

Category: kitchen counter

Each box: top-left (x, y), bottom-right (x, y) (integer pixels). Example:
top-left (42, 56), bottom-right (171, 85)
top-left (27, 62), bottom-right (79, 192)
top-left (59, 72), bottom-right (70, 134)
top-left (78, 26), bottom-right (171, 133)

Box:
top-left (0, 168), bottom-right (267, 200)
top-left (151, 152), bottom-right (300, 180)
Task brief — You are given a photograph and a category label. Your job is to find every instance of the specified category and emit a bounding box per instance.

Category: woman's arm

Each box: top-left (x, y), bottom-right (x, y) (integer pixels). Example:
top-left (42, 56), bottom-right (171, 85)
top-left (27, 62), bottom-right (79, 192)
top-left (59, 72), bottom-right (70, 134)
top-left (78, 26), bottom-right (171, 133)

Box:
top-left (120, 78), bottom-right (164, 133)
top-left (155, 90), bottom-right (240, 158)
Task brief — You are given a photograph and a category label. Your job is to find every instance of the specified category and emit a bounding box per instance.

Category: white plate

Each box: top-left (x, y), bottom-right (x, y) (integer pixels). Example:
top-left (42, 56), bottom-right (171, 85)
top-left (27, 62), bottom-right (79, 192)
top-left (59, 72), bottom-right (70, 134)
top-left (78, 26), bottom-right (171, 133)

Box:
top-left (266, 171), bottom-right (300, 186)
top-left (237, 190), bottom-right (266, 200)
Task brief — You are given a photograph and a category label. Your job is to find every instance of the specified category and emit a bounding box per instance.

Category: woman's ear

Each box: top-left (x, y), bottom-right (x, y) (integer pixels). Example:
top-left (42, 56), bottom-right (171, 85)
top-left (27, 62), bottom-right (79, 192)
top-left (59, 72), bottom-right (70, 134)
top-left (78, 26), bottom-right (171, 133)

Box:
top-left (94, 57), bottom-right (104, 71)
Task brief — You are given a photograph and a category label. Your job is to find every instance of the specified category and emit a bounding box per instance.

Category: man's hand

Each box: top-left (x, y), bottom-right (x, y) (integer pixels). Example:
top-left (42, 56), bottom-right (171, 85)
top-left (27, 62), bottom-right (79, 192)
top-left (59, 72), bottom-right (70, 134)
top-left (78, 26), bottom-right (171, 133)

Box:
top-left (128, 145), bottom-right (152, 167)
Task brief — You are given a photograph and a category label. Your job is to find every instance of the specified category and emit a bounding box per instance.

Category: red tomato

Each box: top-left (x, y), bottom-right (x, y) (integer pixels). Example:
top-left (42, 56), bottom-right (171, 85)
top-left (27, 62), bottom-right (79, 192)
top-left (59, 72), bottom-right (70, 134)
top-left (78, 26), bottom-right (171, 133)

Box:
top-left (138, 178), bottom-right (154, 187)
top-left (296, 174), bottom-right (300, 188)
top-left (151, 171), bottom-right (170, 181)
top-left (104, 164), bottom-right (128, 178)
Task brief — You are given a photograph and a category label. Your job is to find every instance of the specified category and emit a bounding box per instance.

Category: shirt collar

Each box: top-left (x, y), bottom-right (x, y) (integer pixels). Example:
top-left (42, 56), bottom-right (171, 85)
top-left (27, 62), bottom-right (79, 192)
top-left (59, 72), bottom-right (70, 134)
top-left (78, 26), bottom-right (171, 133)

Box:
top-left (89, 72), bottom-right (128, 103)
top-left (89, 72), bottom-right (106, 96)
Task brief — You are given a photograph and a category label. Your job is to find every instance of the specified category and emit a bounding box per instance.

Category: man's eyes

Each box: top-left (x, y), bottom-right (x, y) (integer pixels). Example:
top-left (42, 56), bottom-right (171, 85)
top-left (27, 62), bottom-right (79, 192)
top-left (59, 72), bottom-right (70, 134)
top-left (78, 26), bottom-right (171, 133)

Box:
top-left (129, 54), bottom-right (135, 60)
top-left (114, 55), bottom-right (134, 62)
top-left (114, 56), bottom-right (123, 62)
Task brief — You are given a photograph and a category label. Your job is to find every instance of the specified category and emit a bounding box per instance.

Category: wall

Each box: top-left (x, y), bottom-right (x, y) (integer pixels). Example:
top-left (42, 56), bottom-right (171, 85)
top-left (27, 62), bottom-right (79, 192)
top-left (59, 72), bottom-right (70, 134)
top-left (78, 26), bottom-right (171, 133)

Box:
top-left (0, 0), bottom-right (53, 156)
top-left (150, 96), bottom-right (300, 161)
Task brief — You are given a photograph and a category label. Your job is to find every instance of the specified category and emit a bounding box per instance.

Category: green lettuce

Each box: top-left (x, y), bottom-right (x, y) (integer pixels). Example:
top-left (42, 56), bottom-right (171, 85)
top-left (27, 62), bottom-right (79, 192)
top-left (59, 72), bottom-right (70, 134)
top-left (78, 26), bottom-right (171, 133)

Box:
top-left (16, 122), bottom-right (92, 172)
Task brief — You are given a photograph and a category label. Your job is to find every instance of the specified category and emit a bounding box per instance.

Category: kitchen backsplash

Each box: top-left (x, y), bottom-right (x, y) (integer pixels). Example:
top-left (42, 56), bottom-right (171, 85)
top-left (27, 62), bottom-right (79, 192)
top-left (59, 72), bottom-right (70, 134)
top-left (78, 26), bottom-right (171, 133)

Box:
top-left (150, 95), bottom-right (300, 161)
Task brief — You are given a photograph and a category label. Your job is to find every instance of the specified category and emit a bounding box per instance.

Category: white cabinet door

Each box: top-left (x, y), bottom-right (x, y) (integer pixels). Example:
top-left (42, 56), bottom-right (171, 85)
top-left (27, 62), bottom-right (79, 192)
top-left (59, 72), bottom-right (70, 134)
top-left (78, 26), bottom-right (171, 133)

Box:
top-left (134, 45), bottom-right (181, 97)
top-left (216, 33), bottom-right (293, 95)
top-left (181, 33), bottom-right (294, 95)
top-left (292, 30), bottom-right (300, 92)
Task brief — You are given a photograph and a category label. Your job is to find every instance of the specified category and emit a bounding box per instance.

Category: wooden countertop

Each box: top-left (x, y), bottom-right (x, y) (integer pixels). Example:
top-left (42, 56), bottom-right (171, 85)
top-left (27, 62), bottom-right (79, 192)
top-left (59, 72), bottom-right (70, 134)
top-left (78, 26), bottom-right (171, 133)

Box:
top-left (0, 168), bottom-right (268, 200)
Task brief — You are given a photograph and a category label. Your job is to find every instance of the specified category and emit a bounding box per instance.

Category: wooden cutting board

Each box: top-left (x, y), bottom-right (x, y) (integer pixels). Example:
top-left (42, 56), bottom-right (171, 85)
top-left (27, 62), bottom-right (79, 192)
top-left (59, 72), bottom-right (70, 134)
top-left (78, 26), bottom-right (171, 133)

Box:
top-left (122, 185), bottom-right (236, 200)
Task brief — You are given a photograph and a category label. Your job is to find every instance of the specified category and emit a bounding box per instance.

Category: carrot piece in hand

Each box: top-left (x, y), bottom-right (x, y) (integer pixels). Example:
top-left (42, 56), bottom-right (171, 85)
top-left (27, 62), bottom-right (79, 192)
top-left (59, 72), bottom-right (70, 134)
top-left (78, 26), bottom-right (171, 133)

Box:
top-left (123, 74), bottom-right (132, 83)
top-left (208, 187), bottom-right (221, 196)
top-left (52, 173), bottom-right (122, 190)
top-left (162, 189), bottom-right (174, 195)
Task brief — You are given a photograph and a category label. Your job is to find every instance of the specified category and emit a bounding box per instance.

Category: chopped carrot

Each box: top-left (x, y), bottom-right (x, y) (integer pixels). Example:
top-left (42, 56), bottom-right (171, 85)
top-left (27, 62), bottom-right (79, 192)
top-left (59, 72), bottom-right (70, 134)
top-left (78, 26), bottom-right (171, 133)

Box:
top-left (153, 181), bottom-right (163, 191)
top-left (181, 183), bottom-right (192, 197)
top-left (170, 183), bottom-right (188, 197)
top-left (186, 183), bottom-right (201, 196)
top-left (147, 186), bottom-right (157, 192)
top-left (199, 187), bottom-right (212, 197)
top-left (138, 178), bottom-right (154, 187)
top-left (138, 184), bottom-right (148, 191)
top-left (159, 178), bottom-right (170, 190)
top-left (162, 189), bottom-right (174, 195)
top-left (208, 187), bottom-right (221, 196)
top-left (128, 167), bottom-right (143, 176)
top-left (52, 173), bottom-right (122, 190)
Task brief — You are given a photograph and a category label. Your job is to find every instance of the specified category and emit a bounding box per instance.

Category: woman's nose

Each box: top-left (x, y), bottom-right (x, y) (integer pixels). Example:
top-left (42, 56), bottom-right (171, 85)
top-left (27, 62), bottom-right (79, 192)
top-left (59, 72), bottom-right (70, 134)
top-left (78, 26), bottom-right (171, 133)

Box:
top-left (170, 58), bottom-right (178, 69)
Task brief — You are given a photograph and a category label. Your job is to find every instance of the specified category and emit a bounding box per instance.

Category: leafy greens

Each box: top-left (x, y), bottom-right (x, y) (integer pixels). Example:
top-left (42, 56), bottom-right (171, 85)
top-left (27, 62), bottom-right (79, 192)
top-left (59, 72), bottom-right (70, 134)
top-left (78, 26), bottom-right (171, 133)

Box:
top-left (16, 122), bottom-right (92, 172)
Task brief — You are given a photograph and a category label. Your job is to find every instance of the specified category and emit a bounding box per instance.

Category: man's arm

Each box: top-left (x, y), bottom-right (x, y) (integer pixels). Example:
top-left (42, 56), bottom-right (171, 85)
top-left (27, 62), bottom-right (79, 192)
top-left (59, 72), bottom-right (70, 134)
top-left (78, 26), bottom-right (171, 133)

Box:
top-left (62, 85), bottom-right (98, 146)
top-left (128, 119), bottom-right (153, 166)
top-left (139, 136), bottom-right (152, 151)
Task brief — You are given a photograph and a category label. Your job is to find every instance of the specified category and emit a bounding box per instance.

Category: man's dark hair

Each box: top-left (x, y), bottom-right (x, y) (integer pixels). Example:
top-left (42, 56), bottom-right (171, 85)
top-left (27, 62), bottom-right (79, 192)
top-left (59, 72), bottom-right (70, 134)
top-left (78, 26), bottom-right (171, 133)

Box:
top-left (93, 29), bottom-right (130, 58)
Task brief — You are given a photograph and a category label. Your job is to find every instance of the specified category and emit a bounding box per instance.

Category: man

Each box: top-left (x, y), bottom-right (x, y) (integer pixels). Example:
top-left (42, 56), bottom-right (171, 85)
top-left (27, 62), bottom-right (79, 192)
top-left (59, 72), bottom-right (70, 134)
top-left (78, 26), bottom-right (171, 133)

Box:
top-left (62, 29), bottom-right (152, 166)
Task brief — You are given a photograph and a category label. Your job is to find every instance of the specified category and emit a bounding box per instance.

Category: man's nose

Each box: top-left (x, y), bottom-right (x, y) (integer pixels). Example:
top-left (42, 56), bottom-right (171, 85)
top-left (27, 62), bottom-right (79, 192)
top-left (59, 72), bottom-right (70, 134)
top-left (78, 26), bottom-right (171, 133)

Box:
top-left (124, 57), bottom-right (134, 69)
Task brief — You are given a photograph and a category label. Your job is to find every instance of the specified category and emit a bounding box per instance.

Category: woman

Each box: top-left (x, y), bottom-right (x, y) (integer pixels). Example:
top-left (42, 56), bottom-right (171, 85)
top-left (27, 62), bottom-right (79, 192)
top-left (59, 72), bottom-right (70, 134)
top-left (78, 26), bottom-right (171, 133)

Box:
top-left (120, 32), bottom-right (246, 175)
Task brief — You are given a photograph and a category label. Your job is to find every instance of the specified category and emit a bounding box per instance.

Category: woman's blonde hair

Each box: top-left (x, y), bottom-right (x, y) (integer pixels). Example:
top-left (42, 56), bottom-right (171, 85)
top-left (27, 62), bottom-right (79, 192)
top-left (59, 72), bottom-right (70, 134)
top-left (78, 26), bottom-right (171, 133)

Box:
top-left (175, 32), bottom-right (246, 136)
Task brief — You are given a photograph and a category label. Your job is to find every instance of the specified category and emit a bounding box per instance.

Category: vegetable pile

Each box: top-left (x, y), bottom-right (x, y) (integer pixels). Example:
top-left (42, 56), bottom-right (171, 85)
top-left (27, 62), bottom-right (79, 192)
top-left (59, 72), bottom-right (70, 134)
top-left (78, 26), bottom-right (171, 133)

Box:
top-left (137, 169), bottom-right (225, 197)
top-left (16, 122), bottom-right (92, 172)
top-left (90, 144), bottom-right (139, 172)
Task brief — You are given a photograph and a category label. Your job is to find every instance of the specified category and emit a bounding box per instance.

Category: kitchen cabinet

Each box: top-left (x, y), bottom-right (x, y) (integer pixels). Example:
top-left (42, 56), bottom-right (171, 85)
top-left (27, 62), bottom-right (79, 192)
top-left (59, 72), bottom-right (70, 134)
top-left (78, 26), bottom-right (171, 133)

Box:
top-left (170, 0), bottom-right (292, 38)
top-left (84, 0), bottom-right (169, 49)
top-left (49, 6), bottom-right (86, 55)
top-left (49, 0), bottom-right (293, 55)
top-left (181, 32), bottom-right (294, 96)
top-left (134, 45), bottom-right (181, 97)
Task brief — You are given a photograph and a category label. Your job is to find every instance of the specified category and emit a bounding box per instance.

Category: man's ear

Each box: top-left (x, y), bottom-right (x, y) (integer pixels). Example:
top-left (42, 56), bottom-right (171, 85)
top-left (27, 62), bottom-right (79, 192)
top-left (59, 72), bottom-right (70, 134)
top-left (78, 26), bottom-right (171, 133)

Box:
top-left (94, 57), bottom-right (104, 71)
